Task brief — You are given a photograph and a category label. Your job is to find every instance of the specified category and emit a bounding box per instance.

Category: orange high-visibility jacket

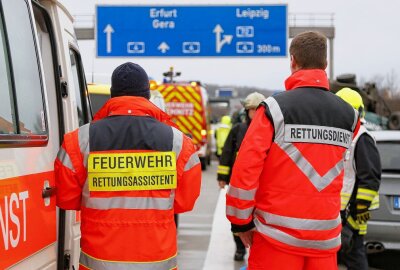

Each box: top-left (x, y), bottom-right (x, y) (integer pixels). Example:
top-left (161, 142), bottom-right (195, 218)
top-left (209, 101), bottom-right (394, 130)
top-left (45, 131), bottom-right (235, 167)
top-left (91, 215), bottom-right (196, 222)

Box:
top-left (226, 70), bottom-right (360, 256)
top-left (55, 96), bottom-right (201, 270)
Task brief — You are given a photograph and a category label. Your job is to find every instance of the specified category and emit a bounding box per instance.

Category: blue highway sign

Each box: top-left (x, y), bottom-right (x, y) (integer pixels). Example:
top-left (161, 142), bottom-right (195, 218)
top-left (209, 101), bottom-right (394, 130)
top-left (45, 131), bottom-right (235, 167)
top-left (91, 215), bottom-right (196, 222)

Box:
top-left (97, 5), bottom-right (287, 57)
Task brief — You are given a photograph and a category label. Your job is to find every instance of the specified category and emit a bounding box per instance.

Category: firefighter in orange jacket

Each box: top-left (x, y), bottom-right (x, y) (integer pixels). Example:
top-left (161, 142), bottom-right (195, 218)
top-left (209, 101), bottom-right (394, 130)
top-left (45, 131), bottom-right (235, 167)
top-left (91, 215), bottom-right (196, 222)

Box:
top-left (226, 32), bottom-right (360, 270)
top-left (55, 62), bottom-right (202, 270)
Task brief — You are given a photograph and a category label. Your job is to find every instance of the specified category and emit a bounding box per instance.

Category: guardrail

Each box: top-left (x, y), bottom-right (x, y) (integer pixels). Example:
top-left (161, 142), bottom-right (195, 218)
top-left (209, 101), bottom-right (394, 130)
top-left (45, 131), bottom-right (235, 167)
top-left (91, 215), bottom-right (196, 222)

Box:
top-left (74, 14), bottom-right (94, 28)
top-left (289, 13), bottom-right (335, 27)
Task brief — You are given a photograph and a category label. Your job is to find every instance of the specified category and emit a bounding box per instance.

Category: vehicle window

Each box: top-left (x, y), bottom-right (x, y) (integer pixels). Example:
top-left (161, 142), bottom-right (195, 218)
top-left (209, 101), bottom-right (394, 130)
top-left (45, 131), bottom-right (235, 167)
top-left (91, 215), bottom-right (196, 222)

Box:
top-left (376, 142), bottom-right (400, 171)
top-left (89, 93), bottom-right (109, 115)
top-left (2, 0), bottom-right (47, 135)
top-left (69, 49), bottom-right (91, 126)
top-left (0, 13), bottom-right (15, 134)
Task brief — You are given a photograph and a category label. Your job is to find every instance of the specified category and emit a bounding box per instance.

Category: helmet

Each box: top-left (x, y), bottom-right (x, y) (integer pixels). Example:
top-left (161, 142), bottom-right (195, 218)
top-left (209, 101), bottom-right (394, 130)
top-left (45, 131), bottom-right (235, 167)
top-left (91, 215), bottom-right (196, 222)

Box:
top-left (336, 87), bottom-right (365, 117)
top-left (221, 115), bottom-right (231, 125)
top-left (241, 92), bottom-right (266, 110)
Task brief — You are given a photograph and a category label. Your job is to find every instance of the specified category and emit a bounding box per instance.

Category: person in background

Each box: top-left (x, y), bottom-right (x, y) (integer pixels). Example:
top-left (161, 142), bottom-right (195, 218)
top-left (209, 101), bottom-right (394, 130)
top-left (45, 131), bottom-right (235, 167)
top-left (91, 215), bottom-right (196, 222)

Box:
top-left (215, 115), bottom-right (232, 159)
top-left (231, 108), bottom-right (247, 125)
top-left (55, 62), bottom-right (202, 270)
top-left (336, 87), bottom-right (381, 270)
top-left (217, 92), bottom-right (266, 261)
top-left (226, 31), bottom-right (360, 270)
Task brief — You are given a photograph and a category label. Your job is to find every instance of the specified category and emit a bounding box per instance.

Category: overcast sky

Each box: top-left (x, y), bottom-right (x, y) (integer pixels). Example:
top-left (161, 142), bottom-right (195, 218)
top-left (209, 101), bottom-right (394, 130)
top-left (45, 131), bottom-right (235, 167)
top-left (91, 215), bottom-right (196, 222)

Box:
top-left (61, 0), bottom-right (400, 91)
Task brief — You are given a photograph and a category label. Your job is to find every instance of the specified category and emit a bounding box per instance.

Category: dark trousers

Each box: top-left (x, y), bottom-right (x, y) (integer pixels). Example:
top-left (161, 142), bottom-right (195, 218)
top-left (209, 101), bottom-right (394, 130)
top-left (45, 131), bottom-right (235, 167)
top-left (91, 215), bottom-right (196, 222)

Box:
top-left (338, 232), bottom-right (368, 270)
top-left (233, 234), bottom-right (245, 252)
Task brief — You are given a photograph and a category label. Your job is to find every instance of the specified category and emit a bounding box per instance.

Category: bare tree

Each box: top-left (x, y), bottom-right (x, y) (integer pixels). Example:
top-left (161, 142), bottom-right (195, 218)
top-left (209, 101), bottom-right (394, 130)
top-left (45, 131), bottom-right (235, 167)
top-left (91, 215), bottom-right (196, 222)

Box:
top-left (366, 70), bottom-right (399, 98)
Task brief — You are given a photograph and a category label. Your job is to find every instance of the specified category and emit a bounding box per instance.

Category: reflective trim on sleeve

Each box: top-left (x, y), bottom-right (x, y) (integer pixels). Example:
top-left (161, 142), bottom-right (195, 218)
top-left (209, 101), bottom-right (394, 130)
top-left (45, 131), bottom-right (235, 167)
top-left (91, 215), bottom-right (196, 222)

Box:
top-left (356, 188), bottom-right (378, 202)
top-left (227, 185), bottom-right (256, 201)
top-left (82, 174), bottom-right (90, 206)
top-left (358, 223), bottom-right (367, 235)
top-left (341, 192), bottom-right (351, 210)
top-left (369, 195), bottom-right (380, 210)
top-left (226, 205), bottom-right (253, 220)
top-left (80, 251), bottom-right (177, 270)
top-left (217, 165), bottom-right (230, 175)
top-left (83, 196), bottom-right (173, 210)
top-left (184, 152), bottom-right (200, 171)
top-left (169, 189), bottom-right (176, 206)
top-left (171, 127), bottom-right (183, 159)
top-left (255, 209), bottom-right (341, 231)
top-left (254, 218), bottom-right (341, 250)
top-left (57, 147), bottom-right (74, 172)
top-left (78, 124), bottom-right (90, 168)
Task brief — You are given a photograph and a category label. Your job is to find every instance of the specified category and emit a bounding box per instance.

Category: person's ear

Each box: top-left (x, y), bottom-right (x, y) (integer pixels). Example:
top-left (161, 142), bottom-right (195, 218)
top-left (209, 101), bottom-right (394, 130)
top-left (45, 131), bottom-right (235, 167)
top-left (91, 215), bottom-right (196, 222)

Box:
top-left (290, 55), bottom-right (298, 73)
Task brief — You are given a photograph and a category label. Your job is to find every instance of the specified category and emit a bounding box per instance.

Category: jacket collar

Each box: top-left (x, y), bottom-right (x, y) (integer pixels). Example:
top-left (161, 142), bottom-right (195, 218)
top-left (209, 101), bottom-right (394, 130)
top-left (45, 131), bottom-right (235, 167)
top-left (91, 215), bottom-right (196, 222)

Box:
top-left (93, 96), bottom-right (178, 128)
top-left (284, 69), bottom-right (329, 91)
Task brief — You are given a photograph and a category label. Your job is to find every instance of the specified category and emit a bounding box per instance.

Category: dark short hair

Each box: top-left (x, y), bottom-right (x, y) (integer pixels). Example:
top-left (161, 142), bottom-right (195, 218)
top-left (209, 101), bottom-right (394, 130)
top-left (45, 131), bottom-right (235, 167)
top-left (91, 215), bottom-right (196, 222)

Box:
top-left (289, 31), bottom-right (327, 69)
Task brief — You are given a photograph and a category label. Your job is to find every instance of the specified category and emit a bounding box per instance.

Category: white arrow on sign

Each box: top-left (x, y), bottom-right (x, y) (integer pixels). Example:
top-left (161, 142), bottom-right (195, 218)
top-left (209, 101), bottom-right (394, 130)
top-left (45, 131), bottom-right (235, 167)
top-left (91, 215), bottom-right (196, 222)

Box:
top-left (158, 42), bottom-right (170, 53)
top-left (213, 24), bottom-right (233, 53)
top-left (103, 24), bottom-right (114, 53)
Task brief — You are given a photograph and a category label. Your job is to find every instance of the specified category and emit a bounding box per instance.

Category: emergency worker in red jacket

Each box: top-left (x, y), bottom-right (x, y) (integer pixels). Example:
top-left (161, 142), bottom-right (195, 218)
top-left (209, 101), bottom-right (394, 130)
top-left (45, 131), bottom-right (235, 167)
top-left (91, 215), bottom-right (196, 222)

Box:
top-left (55, 62), bottom-right (202, 270)
top-left (226, 32), bottom-right (360, 270)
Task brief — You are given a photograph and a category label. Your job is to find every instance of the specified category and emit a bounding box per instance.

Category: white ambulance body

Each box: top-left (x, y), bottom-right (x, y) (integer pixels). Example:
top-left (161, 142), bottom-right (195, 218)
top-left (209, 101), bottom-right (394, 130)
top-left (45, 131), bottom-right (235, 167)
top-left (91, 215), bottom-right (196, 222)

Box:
top-left (0, 0), bottom-right (89, 269)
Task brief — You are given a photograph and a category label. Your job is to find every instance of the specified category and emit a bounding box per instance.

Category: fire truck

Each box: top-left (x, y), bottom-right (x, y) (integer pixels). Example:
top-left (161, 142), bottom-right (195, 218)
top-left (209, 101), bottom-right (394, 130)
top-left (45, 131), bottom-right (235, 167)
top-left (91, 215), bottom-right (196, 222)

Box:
top-left (156, 77), bottom-right (212, 170)
top-left (0, 0), bottom-right (90, 269)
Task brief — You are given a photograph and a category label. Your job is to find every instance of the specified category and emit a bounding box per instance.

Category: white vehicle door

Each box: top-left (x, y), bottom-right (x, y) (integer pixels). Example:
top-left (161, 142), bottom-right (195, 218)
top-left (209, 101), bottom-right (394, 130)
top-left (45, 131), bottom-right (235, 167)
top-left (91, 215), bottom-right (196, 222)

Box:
top-left (0, 0), bottom-right (58, 269)
top-left (46, 2), bottom-right (92, 269)
top-left (0, 0), bottom-right (91, 269)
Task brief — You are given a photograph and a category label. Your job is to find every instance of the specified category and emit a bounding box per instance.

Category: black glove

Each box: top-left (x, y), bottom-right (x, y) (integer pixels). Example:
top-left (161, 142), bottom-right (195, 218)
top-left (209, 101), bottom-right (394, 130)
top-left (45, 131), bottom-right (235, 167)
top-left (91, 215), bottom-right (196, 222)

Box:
top-left (356, 204), bottom-right (370, 223)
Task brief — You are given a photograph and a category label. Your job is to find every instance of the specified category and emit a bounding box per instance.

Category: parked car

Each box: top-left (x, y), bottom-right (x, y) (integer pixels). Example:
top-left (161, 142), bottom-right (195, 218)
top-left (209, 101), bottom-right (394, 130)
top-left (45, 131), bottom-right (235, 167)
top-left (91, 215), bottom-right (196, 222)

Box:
top-left (365, 130), bottom-right (400, 253)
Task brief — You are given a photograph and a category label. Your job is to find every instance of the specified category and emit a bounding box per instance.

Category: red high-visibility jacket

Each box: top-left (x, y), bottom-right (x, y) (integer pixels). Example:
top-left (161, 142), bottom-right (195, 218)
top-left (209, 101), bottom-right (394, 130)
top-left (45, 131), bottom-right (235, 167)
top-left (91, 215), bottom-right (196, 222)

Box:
top-left (227, 70), bottom-right (360, 256)
top-left (55, 96), bottom-right (201, 270)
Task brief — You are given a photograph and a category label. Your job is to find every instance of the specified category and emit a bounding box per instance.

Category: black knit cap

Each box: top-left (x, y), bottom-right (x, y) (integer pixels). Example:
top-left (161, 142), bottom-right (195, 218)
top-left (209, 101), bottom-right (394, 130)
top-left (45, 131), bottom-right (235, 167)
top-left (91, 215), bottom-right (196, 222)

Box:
top-left (110, 62), bottom-right (150, 99)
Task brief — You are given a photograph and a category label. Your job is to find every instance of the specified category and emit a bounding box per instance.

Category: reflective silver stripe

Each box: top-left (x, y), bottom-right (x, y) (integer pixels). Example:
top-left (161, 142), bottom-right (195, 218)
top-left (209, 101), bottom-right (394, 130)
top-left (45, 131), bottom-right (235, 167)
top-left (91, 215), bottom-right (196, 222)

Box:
top-left (352, 108), bottom-right (359, 131)
top-left (171, 127), bottom-right (183, 159)
top-left (80, 251), bottom-right (177, 270)
top-left (266, 97), bottom-right (346, 192)
top-left (169, 189), bottom-right (176, 203)
top-left (57, 147), bottom-right (74, 172)
top-left (226, 205), bottom-right (253, 220)
top-left (265, 97), bottom-right (285, 141)
top-left (356, 191), bottom-right (376, 201)
top-left (82, 175), bottom-right (90, 206)
top-left (254, 218), bottom-right (341, 250)
top-left (78, 124), bottom-right (90, 168)
top-left (217, 166), bottom-right (230, 175)
top-left (184, 152), bottom-right (200, 171)
top-left (255, 209), bottom-right (341, 231)
top-left (281, 143), bottom-right (344, 191)
top-left (227, 185), bottom-right (256, 201)
top-left (284, 124), bottom-right (352, 148)
top-left (84, 196), bottom-right (173, 210)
